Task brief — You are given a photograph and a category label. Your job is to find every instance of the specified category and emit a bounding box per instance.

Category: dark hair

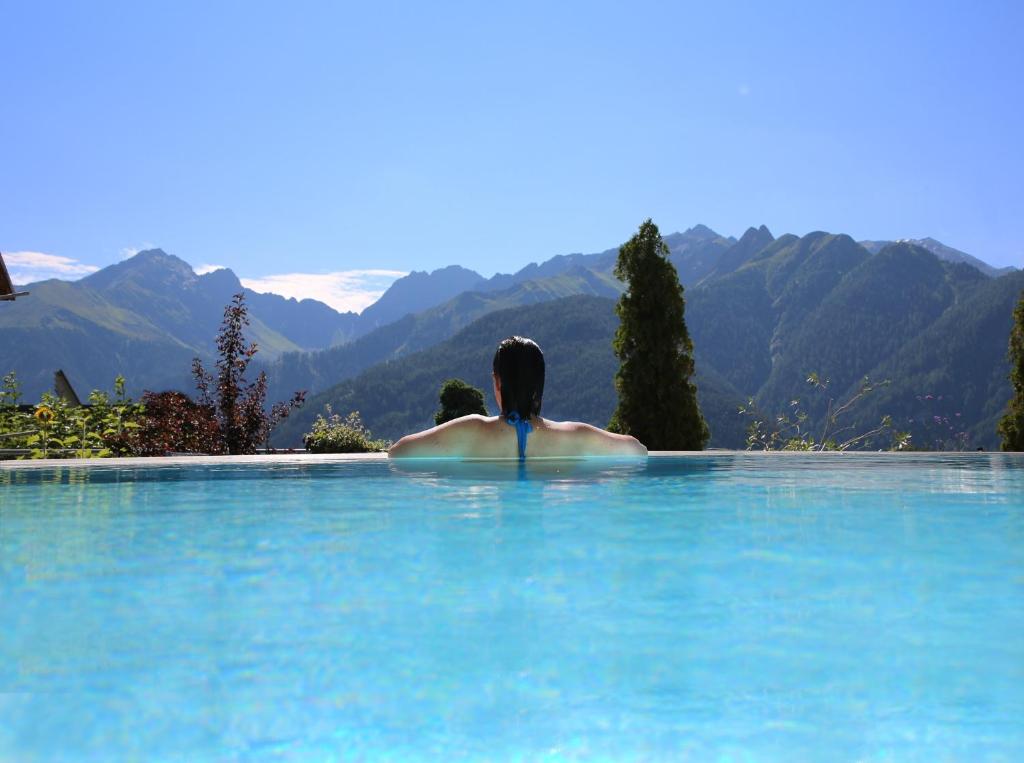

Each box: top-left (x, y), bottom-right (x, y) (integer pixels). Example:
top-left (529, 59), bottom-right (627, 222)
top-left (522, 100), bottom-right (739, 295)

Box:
top-left (492, 336), bottom-right (545, 421)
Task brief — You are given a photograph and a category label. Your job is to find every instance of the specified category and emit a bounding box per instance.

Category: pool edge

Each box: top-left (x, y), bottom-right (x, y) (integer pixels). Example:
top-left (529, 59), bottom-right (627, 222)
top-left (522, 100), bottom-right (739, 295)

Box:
top-left (2, 449), bottom-right (1015, 470)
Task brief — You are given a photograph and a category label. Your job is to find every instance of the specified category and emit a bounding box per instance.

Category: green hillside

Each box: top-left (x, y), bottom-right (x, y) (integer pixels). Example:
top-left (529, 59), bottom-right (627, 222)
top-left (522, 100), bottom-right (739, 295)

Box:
top-left (855, 269), bottom-right (1024, 449)
top-left (756, 243), bottom-right (986, 414)
top-left (274, 235), bottom-right (1021, 452)
top-left (683, 237), bottom-right (1017, 450)
top-left (273, 296), bottom-right (744, 448)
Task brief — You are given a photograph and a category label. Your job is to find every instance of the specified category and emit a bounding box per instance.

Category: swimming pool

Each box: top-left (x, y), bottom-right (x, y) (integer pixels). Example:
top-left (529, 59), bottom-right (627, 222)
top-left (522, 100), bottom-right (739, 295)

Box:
top-left (2, 453), bottom-right (1022, 761)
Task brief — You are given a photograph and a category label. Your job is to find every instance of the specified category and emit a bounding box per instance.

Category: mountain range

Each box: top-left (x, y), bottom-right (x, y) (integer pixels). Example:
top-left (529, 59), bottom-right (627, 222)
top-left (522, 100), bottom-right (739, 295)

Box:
top-left (2, 226), bottom-right (1020, 450)
top-left (272, 231), bottom-right (1022, 451)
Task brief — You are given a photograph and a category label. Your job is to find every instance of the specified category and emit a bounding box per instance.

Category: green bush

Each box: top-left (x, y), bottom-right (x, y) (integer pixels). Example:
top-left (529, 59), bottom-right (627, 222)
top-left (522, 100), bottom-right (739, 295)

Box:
top-left (434, 378), bottom-right (487, 425)
top-left (303, 408), bottom-right (390, 453)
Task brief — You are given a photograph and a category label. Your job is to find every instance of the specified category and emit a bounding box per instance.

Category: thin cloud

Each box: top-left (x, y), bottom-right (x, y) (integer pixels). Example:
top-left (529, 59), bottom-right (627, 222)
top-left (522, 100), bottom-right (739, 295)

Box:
top-left (3, 251), bottom-right (100, 284)
top-left (241, 269), bottom-right (408, 313)
top-left (119, 243), bottom-right (155, 260)
top-left (195, 264), bottom-right (228, 275)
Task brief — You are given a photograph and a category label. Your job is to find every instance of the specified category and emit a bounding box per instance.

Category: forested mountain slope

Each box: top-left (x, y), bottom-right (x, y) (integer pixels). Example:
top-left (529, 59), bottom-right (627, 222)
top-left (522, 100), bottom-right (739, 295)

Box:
top-left (273, 296), bottom-right (746, 448)
top-left (855, 269), bottom-right (1024, 449)
top-left (3, 227), bottom-right (1017, 453)
top-left (278, 238), bottom-right (1020, 451)
top-left (683, 239), bottom-right (1017, 450)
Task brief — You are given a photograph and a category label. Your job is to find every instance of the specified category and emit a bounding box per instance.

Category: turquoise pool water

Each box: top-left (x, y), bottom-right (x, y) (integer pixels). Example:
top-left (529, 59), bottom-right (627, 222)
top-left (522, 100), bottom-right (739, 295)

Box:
top-left (1, 454), bottom-right (1022, 761)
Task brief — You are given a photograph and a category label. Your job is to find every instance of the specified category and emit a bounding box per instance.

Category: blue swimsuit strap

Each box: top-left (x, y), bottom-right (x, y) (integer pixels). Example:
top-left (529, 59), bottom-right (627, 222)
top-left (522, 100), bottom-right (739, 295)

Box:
top-left (504, 411), bottom-right (533, 460)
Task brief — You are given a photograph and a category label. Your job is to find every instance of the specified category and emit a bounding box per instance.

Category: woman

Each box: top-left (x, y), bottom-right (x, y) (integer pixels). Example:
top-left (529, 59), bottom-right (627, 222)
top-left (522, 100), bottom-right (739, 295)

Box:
top-left (388, 336), bottom-right (647, 458)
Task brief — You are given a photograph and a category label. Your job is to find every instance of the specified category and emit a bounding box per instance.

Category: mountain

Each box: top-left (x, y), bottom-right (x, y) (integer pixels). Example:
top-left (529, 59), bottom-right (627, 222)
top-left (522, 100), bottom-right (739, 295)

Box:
top-left (0, 221), bottom-right (768, 402)
top-left (0, 240), bottom-right (633, 401)
top-left (859, 237), bottom-right (1015, 278)
top-left (0, 250), bottom-right (359, 398)
top-left (262, 266), bottom-right (623, 400)
top-left (0, 276), bottom-right (199, 400)
top-left (701, 225), bottom-right (775, 282)
top-left (356, 265), bottom-right (487, 331)
top-left (757, 243), bottom-right (986, 407)
top-left (429, 223), bottom-right (739, 297)
top-left (272, 295), bottom-right (747, 448)
top-left (275, 235), bottom-right (1021, 452)
top-left (5, 227), bottom-right (1020, 452)
top-left (78, 251), bottom-right (315, 356)
top-left (856, 268), bottom-right (1024, 448)
top-left (664, 224), bottom-right (737, 284)
top-left (480, 223), bottom-right (740, 289)
top-left (242, 287), bottom-right (360, 348)
top-left (683, 236), bottom-right (1014, 449)
top-left (684, 232), bottom-right (870, 397)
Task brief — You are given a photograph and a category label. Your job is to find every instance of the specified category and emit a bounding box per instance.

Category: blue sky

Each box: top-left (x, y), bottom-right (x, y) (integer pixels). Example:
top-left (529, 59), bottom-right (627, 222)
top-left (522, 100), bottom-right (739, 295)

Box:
top-left (2, 1), bottom-right (1022, 311)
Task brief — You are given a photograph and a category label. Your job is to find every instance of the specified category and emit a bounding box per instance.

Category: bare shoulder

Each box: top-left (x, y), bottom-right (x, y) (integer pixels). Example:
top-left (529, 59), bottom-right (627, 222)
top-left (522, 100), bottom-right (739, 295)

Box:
top-left (540, 419), bottom-right (647, 456)
top-left (388, 415), bottom-right (496, 458)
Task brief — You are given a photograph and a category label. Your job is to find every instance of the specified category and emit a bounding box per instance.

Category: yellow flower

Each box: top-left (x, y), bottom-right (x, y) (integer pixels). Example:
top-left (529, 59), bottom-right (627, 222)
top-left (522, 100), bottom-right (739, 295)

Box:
top-left (34, 405), bottom-right (54, 424)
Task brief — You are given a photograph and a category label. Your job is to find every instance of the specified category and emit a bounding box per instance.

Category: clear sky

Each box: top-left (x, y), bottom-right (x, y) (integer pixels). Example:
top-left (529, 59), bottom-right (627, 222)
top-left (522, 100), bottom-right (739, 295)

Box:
top-left (2, 1), bottom-right (1022, 311)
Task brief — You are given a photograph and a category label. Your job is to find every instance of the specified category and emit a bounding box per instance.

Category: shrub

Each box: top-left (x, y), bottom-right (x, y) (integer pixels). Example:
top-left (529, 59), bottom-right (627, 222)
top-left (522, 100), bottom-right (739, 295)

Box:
top-left (434, 378), bottom-right (487, 425)
top-left (126, 391), bottom-right (224, 456)
top-left (740, 373), bottom-right (909, 451)
top-left (193, 293), bottom-right (306, 454)
top-left (303, 409), bottom-right (390, 453)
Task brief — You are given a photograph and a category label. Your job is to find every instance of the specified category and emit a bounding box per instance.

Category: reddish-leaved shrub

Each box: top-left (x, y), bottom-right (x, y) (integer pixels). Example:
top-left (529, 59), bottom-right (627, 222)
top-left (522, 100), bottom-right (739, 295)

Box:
top-left (126, 390), bottom-right (225, 456)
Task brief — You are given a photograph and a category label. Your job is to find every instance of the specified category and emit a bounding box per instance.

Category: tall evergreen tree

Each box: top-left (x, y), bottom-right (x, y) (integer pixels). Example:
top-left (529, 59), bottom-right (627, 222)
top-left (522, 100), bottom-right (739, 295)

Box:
top-left (609, 219), bottom-right (709, 449)
top-left (998, 289), bottom-right (1024, 451)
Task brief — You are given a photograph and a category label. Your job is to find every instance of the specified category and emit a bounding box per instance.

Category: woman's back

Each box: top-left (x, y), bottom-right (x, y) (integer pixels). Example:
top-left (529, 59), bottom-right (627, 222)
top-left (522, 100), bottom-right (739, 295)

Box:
top-left (387, 335), bottom-right (647, 459)
top-left (388, 415), bottom-right (646, 459)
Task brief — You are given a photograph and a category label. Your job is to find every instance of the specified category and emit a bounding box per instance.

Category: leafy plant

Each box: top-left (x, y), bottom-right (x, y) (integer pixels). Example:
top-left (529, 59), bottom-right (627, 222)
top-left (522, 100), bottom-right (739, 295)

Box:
top-left (740, 373), bottom-right (909, 451)
top-left (193, 292), bottom-right (306, 454)
top-left (0, 372), bottom-right (144, 459)
top-left (434, 378), bottom-right (487, 425)
top-left (0, 372), bottom-right (33, 450)
top-left (303, 408), bottom-right (390, 453)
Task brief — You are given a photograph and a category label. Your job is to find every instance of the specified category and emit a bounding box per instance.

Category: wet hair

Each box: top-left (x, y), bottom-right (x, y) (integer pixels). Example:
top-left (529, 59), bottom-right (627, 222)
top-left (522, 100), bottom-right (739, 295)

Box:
top-left (492, 336), bottom-right (545, 421)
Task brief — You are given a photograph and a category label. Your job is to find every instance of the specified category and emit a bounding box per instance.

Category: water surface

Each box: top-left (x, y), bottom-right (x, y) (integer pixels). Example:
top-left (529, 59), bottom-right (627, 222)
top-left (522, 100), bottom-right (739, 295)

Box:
top-left (2, 454), bottom-right (1022, 761)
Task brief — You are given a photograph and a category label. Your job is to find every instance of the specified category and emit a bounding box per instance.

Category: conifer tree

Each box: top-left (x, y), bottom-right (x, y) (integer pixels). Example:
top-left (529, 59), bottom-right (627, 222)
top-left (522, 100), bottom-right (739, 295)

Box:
top-left (609, 219), bottom-right (709, 449)
top-left (998, 289), bottom-right (1024, 451)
